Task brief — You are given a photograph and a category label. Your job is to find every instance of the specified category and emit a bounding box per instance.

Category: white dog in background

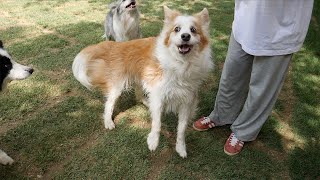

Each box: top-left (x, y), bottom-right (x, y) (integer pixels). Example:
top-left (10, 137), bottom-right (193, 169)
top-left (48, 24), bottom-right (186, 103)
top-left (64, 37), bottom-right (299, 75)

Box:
top-left (104, 0), bottom-right (141, 41)
top-left (0, 40), bottom-right (34, 165)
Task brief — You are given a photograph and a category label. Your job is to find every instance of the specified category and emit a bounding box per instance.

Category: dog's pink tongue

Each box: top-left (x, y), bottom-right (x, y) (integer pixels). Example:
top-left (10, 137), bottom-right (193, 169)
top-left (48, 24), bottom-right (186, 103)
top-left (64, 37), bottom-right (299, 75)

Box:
top-left (180, 45), bottom-right (190, 53)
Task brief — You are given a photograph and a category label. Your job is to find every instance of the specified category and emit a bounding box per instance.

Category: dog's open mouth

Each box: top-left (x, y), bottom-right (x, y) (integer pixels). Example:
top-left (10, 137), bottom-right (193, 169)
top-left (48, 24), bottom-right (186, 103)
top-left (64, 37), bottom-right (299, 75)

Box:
top-left (178, 44), bottom-right (193, 54)
top-left (126, 1), bottom-right (136, 9)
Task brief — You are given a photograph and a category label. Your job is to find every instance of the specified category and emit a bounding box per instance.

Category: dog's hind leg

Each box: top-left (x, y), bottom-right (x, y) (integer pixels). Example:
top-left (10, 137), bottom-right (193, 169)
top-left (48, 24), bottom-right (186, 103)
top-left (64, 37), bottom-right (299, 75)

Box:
top-left (0, 149), bottom-right (14, 165)
top-left (147, 92), bottom-right (163, 151)
top-left (134, 83), bottom-right (149, 107)
top-left (103, 85), bottom-right (123, 130)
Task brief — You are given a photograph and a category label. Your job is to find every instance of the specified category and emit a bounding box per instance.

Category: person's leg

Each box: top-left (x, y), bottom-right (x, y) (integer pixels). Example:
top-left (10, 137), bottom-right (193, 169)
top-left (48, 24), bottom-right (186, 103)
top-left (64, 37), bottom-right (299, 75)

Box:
top-left (231, 54), bottom-right (292, 142)
top-left (207, 34), bottom-right (253, 126)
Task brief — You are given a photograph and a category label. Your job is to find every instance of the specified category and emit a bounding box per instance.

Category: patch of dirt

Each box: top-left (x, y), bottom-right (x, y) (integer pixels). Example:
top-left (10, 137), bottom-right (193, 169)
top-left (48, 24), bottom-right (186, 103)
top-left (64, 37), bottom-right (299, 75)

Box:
top-left (14, 155), bottom-right (44, 179)
top-left (146, 127), bottom-right (181, 179)
top-left (147, 147), bottom-right (173, 180)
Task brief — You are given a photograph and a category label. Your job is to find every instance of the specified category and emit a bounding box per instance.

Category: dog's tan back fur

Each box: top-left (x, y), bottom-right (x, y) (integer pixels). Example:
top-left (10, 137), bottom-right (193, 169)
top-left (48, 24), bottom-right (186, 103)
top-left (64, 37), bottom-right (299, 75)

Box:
top-left (83, 37), bottom-right (162, 93)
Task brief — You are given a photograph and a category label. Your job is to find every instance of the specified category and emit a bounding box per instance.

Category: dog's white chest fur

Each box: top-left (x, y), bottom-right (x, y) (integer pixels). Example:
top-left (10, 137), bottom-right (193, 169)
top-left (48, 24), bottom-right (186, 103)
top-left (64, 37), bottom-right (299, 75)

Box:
top-left (159, 69), bottom-right (199, 112)
top-left (148, 40), bottom-right (213, 113)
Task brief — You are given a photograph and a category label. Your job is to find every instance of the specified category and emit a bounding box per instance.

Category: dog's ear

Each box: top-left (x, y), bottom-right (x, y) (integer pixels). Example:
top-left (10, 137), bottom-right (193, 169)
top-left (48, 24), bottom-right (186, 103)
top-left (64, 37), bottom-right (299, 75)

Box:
top-left (195, 8), bottom-right (210, 31)
top-left (0, 40), bottom-right (3, 48)
top-left (163, 6), bottom-right (181, 23)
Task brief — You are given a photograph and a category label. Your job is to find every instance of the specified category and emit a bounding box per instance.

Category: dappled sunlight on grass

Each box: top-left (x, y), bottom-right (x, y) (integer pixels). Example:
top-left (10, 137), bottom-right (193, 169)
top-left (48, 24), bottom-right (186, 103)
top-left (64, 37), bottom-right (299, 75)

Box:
top-left (272, 114), bottom-right (306, 151)
top-left (115, 105), bottom-right (151, 130)
top-left (303, 103), bottom-right (320, 119)
top-left (2, 0), bottom-right (107, 29)
top-left (0, 26), bottom-right (43, 46)
top-left (85, 99), bottom-right (102, 108)
top-left (8, 79), bottom-right (62, 98)
top-left (67, 111), bottom-right (85, 119)
top-left (288, 3), bottom-right (320, 175)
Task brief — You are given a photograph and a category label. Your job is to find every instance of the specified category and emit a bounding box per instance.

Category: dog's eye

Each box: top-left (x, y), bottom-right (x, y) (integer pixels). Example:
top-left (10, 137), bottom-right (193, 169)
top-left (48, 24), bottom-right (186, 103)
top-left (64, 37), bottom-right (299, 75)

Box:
top-left (174, 27), bottom-right (181, 32)
top-left (190, 27), bottom-right (197, 33)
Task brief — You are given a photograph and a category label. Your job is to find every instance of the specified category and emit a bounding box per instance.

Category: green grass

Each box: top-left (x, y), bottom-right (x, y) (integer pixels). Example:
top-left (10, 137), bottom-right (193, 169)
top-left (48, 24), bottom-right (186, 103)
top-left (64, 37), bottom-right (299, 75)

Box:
top-left (0, 0), bottom-right (319, 179)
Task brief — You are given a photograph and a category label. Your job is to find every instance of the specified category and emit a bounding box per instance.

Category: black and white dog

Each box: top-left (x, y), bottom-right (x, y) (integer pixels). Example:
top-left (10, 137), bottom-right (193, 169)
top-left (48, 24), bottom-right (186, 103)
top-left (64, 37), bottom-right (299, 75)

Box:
top-left (104, 0), bottom-right (141, 41)
top-left (0, 40), bottom-right (34, 165)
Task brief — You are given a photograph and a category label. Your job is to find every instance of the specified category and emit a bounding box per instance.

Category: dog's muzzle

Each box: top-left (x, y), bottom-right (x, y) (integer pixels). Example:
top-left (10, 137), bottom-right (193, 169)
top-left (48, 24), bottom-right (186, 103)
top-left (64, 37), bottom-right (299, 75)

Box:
top-left (126, 1), bottom-right (136, 9)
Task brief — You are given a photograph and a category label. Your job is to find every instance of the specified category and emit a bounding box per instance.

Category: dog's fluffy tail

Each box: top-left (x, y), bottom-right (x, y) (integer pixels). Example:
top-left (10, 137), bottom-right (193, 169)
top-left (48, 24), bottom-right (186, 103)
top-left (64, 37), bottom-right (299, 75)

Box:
top-left (72, 53), bottom-right (92, 90)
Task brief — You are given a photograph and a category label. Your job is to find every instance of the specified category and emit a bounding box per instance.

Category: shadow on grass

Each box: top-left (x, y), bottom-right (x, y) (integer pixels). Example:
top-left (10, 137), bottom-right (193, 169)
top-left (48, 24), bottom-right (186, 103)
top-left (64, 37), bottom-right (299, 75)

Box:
top-left (287, 1), bottom-right (320, 178)
top-left (289, 72), bottom-right (320, 179)
top-left (0, 26), bottom-right (33, 42)
top-left (288, 142), bottom-right (320, 180)
top-left (303, 0), bottom-right (320, 57)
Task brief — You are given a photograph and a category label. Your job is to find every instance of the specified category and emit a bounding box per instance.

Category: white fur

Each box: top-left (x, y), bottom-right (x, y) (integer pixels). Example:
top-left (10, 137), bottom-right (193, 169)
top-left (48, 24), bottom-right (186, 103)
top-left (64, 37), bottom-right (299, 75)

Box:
top-left (7, 62), bottom-right (33, 80)
top-left (0, 149), bottom-right (14, 165)
top-left (103, 83), bottom-right (124, 130)
top-left (112, 11), bottom-right (140, 41)
top-left (0, 49), bottom-right (11, 59)
top-left (143, 12), bottom-right (213, 158)
top-left (72, 53), bottom-right (93, 90)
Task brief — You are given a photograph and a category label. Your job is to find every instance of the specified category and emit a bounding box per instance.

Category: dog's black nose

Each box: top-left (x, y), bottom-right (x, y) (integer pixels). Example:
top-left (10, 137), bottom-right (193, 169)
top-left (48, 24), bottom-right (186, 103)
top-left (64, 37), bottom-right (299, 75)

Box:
top-left (181, 33), bottom-right (191, 42)
top-left (28, 68), bottom-right (34, 74)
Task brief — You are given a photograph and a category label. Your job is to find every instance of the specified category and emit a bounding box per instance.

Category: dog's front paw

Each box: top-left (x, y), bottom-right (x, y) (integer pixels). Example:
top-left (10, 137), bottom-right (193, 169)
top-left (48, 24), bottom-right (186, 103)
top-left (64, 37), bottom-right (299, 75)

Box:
top-left (147, 132), bottom-right (159, 151)
top-left (176, 142), bottom-right (187, 158)
top-left (0, 152), bottom-right (14, 165)
top-left (104, 119), bottom-right (115, 130)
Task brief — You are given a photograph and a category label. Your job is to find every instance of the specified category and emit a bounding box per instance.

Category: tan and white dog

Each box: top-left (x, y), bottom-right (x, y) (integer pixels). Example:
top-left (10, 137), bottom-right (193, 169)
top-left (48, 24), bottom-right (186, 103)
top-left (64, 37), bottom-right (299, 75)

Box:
top-left (72, 6), bottom-right (213, 158)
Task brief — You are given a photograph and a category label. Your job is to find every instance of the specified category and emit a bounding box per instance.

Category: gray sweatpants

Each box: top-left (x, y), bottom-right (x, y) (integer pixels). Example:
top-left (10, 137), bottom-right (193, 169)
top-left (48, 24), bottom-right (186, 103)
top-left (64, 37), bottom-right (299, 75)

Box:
top-left (208, 33), bottom-right (292, 141)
